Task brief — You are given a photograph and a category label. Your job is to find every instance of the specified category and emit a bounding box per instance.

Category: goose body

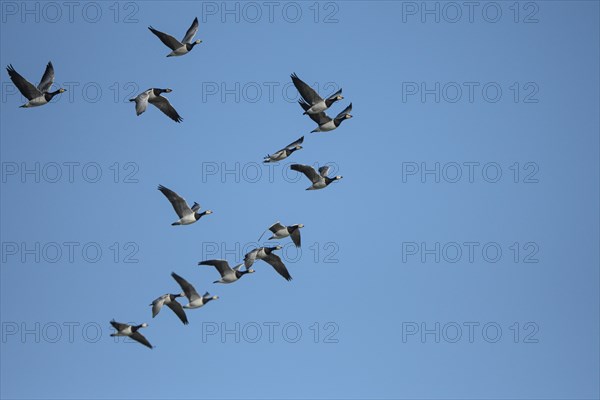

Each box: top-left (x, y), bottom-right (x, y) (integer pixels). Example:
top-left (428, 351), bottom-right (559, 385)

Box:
top-left (244, 246), bottom-right (292, 281)
top-left (150, 293), bottom-right (188, 324)
top-left (264, 136), bottom-right (304, 163)
top-left (130, 88), bottom-right (183, 123)
top-left (290, 164), bottom-right (343, 190)
top-left (291, 73), bottom-right (343, 115)
top-left (6, 62), bottom-right (66, 108)
top-left (158, 185), bottom-right (212, 226)
top-left (299, 101), bottom-right (353, 133)
top-left (198, 259), bottom-right (254, 284)
top-left (149, 17), bottom-right (202, 57)
top-left (259, 222), bottom-right (304, 247)
top-left (171, 272), bottom-right (219, 309)
top-left (110, 320), bottom-right (153, 349)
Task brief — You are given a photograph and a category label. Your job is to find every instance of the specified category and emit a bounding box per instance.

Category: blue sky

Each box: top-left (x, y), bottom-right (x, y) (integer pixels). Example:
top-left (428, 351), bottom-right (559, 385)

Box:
top-left (1, 1), bottom-right (599, 399)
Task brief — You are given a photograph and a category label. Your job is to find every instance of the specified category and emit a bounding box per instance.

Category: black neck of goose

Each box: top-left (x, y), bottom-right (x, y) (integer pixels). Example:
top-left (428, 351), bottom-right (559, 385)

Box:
top-left (187, 42), bottom-right (198, 50)
top-left (325, 177), bottom-right (336, 185)
top-left (44, 90), bottom-right (61, 101)
top-left (194, 211), bottom-right (206, 220)
top-left (288, 225), bottom-right (299, 233)
top-left (325, 97), bottom-right (339, 107)
top-left (153, 88), bottom-right (166, 96)
top-left (236, 270), bottom-right (248, 278)
top-left (132, 325), bottom-right (142, 332)
top-left (203, 296), bottom-right (214, 304)
top-left (287, 147), bottom-right (299, 155)
top-left (334, 116), bottom-right (347, 127)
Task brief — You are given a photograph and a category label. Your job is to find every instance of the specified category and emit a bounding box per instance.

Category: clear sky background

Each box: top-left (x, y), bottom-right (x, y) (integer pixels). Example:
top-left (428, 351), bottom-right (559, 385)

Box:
top-left (1, 1), bottom-right (599, 399)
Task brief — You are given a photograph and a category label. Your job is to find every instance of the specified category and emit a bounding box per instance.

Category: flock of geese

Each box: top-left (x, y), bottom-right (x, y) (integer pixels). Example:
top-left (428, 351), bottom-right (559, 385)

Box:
top-left (6, 17), bottom-right (354, 349)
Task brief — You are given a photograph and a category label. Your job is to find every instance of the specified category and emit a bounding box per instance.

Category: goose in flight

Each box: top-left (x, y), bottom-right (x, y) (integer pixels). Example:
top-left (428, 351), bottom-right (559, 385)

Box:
top-left (130, 88), bottom-right (183, 123)
top-left (290, 164), bottom-right (342, 190)
top-left (149, 17), bottom-right (202, 57)
top-left (110, 320), bottom-right (153, 349)
top-left (171, 272), bottom-right (219, 309)
top-left (198, 259), bottom-right (254, 284)
top-left (299, 101), bottom-right (352, 133)
top-left (258, 222), bottom-right (304, 247)
top-left (149, 293), bottom-right (188, 325)
top-left (6, 62), bottom-right (66, 108)
top-left (158, 185), bottom-right (212, 226)
top-left (244, 246), bottom-right (292, 281)
top-left (291, 73), bottom-right (343, 115)
top-left (263, 136), bottom-right (304, 163)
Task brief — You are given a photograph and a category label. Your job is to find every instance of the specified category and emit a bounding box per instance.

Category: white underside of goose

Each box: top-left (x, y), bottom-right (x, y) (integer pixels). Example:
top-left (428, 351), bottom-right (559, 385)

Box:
top-left (114, 326), bottom-right (133, 336)
top-left (24, 96), bottom-right (48, 107)
top-left (184, 299), bottom-right (205, 309)
top-left (269, 150), bottom-right (287, 161)
top-left (306, 101), bottom-right (327, 114)
top-left (308, 180), bottom-right (327, 190)
top-left (318, 121), bottom-right (337, 131)
top-left (219, 272), bottom-right (238, 283)
top-left (177, 214), bottom-right (197, 225)
top-left (271, 229), bottom-right (289, 238)
top-left (168, 46), bottom-right (189, 56)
